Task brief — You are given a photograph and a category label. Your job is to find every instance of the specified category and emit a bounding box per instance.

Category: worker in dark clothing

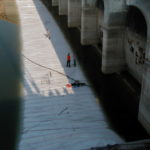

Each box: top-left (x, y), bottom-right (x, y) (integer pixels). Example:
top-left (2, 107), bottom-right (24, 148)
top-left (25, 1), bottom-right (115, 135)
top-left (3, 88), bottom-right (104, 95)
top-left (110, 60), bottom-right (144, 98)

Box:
top-left (71, 80), bottom-right (86, 87)
top-left (66, 53), bottom-right (71, 67)
top-left (73, 56), bottom-right (76, 67)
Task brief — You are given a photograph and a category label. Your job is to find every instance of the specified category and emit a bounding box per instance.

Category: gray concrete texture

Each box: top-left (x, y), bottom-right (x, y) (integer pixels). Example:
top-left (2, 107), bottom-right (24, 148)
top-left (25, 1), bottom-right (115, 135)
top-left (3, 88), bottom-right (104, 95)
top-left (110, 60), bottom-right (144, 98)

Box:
top-left (68, 0), bottom-right (81, 27)
top-left (52, 0), bottom-right (58, 6)
top-left (81, 8), bottom-right (99, 45)
top-left (59, 0), bottom-right (68, 15)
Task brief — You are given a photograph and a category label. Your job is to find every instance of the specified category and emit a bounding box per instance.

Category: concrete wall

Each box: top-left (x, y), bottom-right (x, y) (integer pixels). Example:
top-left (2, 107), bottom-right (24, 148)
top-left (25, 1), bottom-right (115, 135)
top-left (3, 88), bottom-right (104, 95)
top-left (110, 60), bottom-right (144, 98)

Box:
top-left (102, 26), bottom-right (126, 73)
top-left (125, 0), bottom-right (150, 136)
top-left (135, 0), bottom-right (150, 135)
top-left (68, 0), bottom-right (82, 28)
top-left (52, 0), bottom-right (58, 6)
top-left (59, 0), bottom-right (68, 15)
top-left (125, 30), bottom-right (146, 83)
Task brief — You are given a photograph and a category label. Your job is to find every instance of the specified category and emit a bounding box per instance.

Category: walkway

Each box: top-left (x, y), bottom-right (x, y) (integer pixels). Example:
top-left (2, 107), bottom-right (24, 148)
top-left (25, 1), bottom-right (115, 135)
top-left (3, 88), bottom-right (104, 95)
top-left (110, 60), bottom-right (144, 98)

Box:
top-left (17, 0), bottom-right (124, 149)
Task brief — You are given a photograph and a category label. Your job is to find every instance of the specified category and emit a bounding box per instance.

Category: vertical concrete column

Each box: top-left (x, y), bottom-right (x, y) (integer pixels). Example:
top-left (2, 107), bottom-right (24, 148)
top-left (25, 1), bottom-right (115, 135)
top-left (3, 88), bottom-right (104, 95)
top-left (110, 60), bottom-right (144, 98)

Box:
top-left (59, 0), bottom-right (68, 15)
top-left (81, 0), bottom-right (99, 45)
top-left (139, 39), bottom-right (150, 135)
top-left (68, 0), bottom-right (82, 28)
top-left (101, 0), bottom-right (127, 73)
top-left (52, 0), bottom-right (59, 6)
top-left (102, 26), bottom-right (126, 73)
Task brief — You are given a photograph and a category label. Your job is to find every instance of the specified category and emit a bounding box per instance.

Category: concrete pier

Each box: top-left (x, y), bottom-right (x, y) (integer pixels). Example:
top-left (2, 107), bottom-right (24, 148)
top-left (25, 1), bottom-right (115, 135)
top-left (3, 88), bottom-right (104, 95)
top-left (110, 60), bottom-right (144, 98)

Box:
top-left (81, 7), bottom-right (99, 45)
top-left (102, 26), bottom-right (126, 73)
top-left (52, 0), bottom-right (58, 6)
top-left (59, 0), bottom-right (68, 15)
top-left (101, 0), bottom-right (127, 73)
top-left (68, 0), bottom-right (82, 28)
top-left (139, 40), bottom-right (150, 135)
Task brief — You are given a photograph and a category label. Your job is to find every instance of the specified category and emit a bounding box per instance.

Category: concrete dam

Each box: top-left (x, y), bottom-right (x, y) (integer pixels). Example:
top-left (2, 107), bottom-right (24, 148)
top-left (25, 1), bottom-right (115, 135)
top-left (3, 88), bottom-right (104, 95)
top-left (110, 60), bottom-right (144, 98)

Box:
top-left (0, 0), bottom-right (150, 150)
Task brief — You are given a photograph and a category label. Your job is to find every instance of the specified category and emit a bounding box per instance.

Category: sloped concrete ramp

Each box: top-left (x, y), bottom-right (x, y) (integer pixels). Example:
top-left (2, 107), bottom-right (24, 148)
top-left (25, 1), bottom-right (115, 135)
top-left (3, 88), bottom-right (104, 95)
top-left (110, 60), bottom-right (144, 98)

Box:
top-left (16, 0), bottom-right (124, 149)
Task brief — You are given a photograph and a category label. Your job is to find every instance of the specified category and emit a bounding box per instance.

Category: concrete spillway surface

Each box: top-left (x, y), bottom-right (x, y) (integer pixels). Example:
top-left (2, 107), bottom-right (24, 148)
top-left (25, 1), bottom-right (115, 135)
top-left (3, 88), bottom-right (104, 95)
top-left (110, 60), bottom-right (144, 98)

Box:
top-left (17, 0), bottom-right (125, 149)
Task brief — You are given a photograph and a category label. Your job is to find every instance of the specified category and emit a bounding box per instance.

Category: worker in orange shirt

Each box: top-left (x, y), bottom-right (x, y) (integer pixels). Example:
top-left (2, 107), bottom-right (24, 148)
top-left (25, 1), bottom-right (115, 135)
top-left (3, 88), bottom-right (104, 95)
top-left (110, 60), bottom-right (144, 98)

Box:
top-left (66, 53), bottom-right (71, 67)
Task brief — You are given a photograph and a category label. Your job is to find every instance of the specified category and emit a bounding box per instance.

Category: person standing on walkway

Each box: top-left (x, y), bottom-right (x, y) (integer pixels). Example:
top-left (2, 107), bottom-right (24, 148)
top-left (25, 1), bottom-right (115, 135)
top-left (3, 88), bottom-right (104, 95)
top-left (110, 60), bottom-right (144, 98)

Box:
top-left (66, 53), bottom-right (71, 67)
top-left (73, 56), bottom-right (76, 67)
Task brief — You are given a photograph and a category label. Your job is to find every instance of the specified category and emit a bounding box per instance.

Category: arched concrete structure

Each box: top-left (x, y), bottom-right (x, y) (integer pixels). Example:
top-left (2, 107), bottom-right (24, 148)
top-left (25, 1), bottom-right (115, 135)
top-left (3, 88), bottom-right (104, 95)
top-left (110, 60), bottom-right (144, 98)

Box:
top-left (126, 0), bottom-right (150, 34)
top-left (125, 0), bottom-right (150, 136)
top-left (125, 6), bottom-right (147, 83)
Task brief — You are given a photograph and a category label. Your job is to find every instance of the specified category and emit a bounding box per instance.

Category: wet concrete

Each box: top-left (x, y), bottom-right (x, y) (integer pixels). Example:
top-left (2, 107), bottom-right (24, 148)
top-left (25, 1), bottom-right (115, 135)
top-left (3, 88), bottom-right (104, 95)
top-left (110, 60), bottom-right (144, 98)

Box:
top-left (41, 0), bottom-right (150, 142)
